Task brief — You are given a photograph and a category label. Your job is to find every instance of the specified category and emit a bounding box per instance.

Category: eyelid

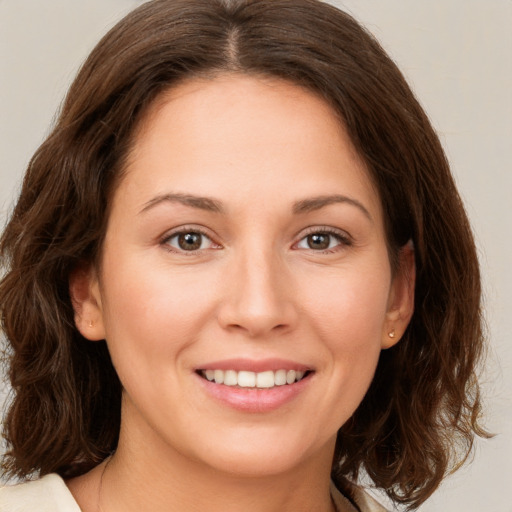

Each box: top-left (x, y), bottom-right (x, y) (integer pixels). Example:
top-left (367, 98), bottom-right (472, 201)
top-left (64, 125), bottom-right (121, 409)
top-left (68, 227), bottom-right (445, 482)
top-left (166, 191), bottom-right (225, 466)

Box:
top-left (159, 224), bottom-right (352, 254)
top-left (293, 225), bottom-right (353, 251)
top-left (160, 225), bottom-right (222, 253)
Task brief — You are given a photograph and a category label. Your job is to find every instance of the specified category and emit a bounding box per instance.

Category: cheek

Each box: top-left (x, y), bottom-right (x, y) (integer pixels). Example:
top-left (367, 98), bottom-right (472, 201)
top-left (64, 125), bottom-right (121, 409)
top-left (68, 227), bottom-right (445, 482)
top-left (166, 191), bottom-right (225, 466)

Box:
top-left (308, 263), bottom-right (389, 331)
top-left (282, 264), bottom-right (391, 435)
top-left (99, 257), bottom-right (221, 363)
top-left (303, 262), bottom-right (390, 371)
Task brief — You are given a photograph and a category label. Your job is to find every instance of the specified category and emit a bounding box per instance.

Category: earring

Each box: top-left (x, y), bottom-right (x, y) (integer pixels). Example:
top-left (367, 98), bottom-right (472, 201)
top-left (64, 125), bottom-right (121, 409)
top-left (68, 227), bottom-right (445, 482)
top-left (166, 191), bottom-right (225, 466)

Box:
top-left (88, 320), bottom-right (94, 328)
top-left (388, 329), bottom-right (396, 338)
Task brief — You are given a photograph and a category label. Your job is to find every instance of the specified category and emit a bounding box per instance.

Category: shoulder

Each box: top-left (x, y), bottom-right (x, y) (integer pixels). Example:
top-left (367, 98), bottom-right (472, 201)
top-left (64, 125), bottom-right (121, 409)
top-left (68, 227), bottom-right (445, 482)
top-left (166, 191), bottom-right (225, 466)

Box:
top-left (0, 473), bottom-right (81, 512)
top-left (331, 479), bottom-right (389, 512)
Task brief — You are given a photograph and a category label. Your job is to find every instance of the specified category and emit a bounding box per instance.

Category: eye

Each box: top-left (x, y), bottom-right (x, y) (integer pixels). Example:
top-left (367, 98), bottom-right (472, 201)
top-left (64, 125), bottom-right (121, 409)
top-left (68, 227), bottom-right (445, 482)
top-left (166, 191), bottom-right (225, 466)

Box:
top-left (295, 229), bottom-right (351, 252)
top-left (164, 229), bottom-right (217, 252)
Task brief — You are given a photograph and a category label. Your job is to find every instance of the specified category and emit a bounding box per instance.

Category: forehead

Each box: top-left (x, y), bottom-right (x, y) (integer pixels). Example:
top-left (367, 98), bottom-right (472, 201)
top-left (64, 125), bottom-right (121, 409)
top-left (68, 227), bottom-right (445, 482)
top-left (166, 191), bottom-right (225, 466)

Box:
top-left (118, 73), bottom-right (381, 221)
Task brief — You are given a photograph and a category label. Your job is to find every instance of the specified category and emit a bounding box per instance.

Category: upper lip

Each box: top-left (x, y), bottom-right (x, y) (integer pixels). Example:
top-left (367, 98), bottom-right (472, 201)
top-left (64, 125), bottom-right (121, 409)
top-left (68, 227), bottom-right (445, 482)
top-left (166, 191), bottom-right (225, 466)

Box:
top-left (196, 358), bottom-right (313, 373)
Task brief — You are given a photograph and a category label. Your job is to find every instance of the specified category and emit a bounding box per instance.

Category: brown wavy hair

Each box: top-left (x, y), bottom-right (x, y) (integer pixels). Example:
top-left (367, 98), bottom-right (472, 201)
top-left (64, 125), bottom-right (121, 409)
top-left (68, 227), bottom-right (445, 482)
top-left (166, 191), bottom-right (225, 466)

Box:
top-left (0, 0), bottom-right (488, 508)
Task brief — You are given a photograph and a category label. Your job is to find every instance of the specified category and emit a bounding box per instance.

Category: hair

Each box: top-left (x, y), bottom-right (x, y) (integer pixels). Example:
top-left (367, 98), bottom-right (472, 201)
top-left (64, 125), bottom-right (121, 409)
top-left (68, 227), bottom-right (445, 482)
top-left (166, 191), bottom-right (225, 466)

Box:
top-left (0, 0), bottom-right (488, 509)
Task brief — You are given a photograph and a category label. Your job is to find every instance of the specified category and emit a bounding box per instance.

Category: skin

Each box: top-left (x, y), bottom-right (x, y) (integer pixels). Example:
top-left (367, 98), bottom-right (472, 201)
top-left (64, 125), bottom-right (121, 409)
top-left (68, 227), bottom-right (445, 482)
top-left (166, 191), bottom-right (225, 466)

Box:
top-left (68, 74), bottom-right (415, 512)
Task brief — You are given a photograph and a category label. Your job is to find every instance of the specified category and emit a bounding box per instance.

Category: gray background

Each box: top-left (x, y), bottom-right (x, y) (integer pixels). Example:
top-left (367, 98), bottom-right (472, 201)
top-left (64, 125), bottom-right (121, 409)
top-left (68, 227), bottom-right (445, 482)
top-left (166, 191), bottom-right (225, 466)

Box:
top-left (1, 1), bottom-right (511, 510)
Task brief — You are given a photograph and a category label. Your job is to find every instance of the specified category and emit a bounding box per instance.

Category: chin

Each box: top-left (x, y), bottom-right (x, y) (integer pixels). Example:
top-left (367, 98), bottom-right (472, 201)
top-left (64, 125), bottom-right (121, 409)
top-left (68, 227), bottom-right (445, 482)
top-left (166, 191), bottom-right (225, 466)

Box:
top-left (189, 428), bottom-right (332, 479)
top-left (204, 450), bottom-right (307, 479)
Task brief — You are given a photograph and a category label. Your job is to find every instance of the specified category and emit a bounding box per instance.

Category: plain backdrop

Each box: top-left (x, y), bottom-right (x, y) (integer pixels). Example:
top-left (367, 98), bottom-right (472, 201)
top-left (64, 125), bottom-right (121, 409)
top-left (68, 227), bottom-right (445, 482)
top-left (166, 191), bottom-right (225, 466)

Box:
top-left (1, 1), bottom-right (511, 511)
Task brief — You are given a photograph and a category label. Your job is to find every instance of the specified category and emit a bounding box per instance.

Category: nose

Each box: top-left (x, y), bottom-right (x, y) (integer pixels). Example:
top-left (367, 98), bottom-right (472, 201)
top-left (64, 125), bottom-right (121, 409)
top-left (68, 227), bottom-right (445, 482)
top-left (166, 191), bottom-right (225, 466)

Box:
top-left (217, 247), bottom-right (299, 338)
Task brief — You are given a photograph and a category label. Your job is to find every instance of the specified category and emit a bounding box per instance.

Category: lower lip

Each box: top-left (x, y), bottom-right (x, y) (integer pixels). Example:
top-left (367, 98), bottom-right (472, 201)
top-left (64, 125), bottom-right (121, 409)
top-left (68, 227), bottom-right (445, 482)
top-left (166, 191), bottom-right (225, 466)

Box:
top-left (195, 373), bottom-right (313, 413)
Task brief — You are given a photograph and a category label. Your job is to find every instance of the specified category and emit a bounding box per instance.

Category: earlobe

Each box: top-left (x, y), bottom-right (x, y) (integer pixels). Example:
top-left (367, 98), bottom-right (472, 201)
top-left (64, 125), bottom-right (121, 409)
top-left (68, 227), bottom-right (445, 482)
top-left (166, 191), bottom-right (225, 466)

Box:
top-left (69, 264), bottom-right (106, 341)
top-left (382, 241), bottom-right (416, 349)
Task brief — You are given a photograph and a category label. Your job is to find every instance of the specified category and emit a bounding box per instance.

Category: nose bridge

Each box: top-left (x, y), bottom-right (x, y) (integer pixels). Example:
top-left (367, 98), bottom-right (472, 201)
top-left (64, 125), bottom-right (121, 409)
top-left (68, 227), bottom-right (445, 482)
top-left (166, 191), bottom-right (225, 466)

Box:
top-left (218, 238), bottom-right (297, 336)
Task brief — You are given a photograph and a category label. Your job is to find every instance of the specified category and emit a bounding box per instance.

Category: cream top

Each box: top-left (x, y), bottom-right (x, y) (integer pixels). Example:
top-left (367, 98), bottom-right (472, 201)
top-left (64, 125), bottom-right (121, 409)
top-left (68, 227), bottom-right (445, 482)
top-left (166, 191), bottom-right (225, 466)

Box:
top-left (0, 473), bottom-right (388, 511)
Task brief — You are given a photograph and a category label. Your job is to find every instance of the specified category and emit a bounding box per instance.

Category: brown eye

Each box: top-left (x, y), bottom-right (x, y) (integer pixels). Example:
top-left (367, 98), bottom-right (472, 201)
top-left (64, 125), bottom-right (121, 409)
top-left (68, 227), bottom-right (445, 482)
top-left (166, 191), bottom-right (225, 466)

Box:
top-left (296, 229), bottom-right (349, 252)
top-left (306, 233), bottom-right (330, 250)
top-left (166, 230), bottom-right (215, 252)
top-left (178, 232), bottom-right (202, 250)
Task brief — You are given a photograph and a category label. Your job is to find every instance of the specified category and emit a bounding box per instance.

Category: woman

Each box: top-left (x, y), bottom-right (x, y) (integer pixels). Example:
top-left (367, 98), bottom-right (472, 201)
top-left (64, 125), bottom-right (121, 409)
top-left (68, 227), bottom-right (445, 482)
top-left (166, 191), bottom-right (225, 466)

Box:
top-left (0, 0), bottom-right (488, 511)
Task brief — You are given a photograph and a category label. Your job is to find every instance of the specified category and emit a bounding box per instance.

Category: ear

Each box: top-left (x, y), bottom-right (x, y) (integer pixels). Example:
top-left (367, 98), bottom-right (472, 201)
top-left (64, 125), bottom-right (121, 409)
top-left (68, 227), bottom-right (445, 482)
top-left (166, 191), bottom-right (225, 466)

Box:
top-left (382, 241), bottom-right (416, 349)
top-left (69, 264), bottom-right (106, 341)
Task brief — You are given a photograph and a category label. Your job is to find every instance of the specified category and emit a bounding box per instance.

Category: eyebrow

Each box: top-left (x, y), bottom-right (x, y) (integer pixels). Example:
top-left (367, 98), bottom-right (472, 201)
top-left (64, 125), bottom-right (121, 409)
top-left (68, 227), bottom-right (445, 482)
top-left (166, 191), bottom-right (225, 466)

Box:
top-left (139, 192), bottom-right (371, 221)
top-left (140, 193), bottom-right (224, 214)
top-left (292, 194), bottom-right (372, 221)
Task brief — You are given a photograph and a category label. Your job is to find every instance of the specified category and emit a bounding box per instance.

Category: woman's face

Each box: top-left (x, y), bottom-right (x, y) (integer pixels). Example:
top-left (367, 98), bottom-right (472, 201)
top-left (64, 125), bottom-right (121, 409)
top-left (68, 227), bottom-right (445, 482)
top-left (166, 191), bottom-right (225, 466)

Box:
top-left (74, 74), bottom-right (413, 477)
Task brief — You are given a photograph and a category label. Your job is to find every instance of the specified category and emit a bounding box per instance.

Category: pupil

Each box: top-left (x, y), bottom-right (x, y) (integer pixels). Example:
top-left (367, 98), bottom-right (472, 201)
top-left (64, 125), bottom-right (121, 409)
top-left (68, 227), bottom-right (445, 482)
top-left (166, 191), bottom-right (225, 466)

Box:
top-left (308, 233), bottom-right (329, 250)
top-left (179, 232), bottom-right (201, 250)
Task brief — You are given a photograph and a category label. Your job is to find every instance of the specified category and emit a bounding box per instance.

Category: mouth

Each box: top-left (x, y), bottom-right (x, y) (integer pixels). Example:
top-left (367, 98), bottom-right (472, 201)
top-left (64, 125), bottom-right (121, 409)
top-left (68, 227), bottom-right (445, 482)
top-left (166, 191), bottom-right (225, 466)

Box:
top-left (196, 368), bottom-right (313, 389)
top-left (194, 359), bottom-right (315, 412)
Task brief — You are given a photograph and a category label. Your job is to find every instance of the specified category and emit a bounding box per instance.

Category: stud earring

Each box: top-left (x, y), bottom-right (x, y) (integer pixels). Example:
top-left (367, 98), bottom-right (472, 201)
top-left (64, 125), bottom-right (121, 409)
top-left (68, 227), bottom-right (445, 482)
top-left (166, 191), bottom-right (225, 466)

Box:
top-left (388, 329), bottom-right (396, 338)
top-left (88, 320), bottom-right (94, 328)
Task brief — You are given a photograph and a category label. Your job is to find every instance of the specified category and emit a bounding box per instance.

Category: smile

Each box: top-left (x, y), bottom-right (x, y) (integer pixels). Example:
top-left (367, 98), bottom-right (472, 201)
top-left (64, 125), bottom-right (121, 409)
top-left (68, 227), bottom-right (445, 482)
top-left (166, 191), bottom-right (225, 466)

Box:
top-left (195, 359), bottom-right (314, 412)
top-left (198, 369), bottom-right (310, 389)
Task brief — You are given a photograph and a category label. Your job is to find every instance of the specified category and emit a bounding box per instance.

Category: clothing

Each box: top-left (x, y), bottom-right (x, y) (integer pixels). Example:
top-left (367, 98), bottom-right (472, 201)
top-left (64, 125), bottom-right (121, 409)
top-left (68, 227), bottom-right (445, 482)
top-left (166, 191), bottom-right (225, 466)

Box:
top-left (0, 474), bottom-right (81, 512)
top-left (0, 473), bottom-right (388, 512)
top-left (331, 479), bottom-right (388, 512)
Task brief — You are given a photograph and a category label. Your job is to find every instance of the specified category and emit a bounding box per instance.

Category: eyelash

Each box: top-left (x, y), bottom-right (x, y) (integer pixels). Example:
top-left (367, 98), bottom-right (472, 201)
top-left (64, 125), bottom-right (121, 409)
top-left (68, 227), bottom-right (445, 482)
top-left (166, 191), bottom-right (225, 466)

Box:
top-left (294, 226), bottom-right (352, 254)
top-left (160, 226), bottom-right (352, 255)
top-left (161, 226), bottom-right (219, 255)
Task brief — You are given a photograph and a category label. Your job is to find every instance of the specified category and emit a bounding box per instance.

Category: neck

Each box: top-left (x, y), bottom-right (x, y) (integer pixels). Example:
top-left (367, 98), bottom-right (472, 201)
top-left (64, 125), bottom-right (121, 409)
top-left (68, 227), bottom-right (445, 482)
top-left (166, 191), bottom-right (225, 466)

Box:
top-left (68, 398), bottom-right (338, 512)
top-left (101, 442), bottom-right (335, 512)
top-left (97, 413), bottom-right (336, 512)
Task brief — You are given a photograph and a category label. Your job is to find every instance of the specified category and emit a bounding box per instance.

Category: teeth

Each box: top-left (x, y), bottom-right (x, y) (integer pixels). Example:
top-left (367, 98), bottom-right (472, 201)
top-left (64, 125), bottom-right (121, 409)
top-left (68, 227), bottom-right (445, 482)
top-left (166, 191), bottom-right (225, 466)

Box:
top-left (256, 370), bottom-right (274, 388)
top-left (286, 370), bottom-right (296, 384)
top-left (237, 371), bottom-right (256, 387)
top-left (274, 369), bottom-right (287, 386)
top-left (201, 369), bottom-right (309, 388)
top-left (224, 370), bottom-right (237, 386)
